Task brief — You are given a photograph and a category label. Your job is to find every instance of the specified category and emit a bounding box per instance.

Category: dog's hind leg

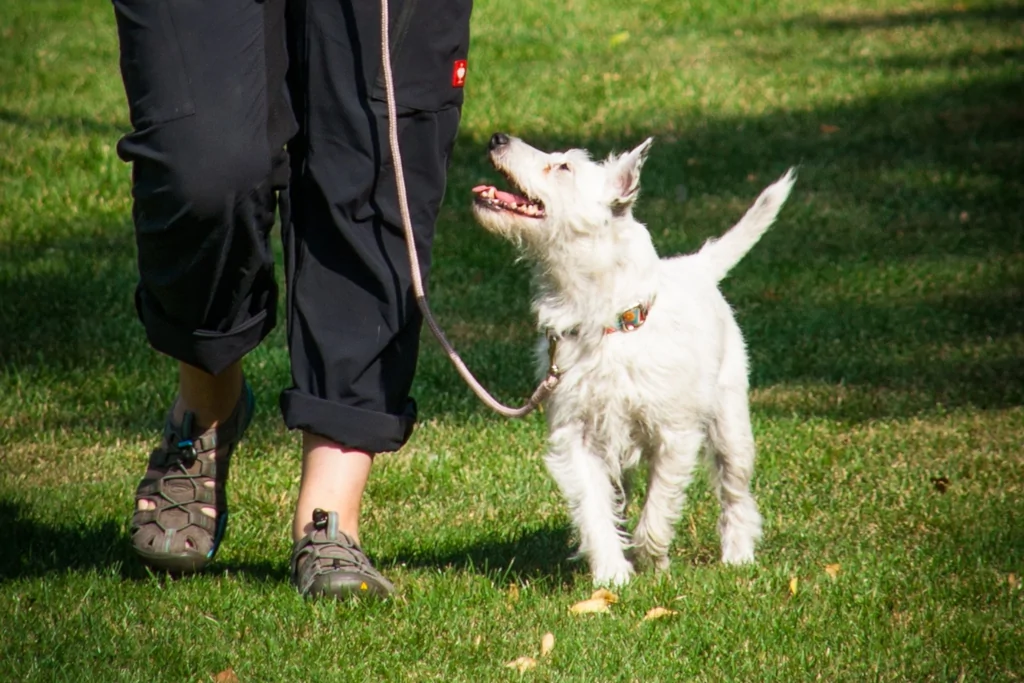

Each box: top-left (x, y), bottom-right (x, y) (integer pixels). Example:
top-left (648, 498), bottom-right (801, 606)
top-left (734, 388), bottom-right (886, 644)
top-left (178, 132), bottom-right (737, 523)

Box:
top-left (706, 387), bottom-right (763, 565)
top-left (545, 422), bottom-right (634, 587)
top-left (632, 428), bottom-right (703, 572)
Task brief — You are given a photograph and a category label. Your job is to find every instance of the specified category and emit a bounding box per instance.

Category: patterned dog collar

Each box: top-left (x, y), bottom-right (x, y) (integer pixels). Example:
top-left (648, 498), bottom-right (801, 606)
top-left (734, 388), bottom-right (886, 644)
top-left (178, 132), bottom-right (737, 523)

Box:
top-left (546, 297), bottom-right (655, 341)
top-left (604, 298), bottom-right (654, 334)
top-left (543, 297), bottom-right (655, 379)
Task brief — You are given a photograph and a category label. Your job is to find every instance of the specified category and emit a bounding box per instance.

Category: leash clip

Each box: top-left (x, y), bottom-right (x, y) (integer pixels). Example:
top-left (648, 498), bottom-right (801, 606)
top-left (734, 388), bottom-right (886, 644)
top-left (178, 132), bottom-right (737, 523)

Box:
top-left (546, 334), bottom-right (564, 379)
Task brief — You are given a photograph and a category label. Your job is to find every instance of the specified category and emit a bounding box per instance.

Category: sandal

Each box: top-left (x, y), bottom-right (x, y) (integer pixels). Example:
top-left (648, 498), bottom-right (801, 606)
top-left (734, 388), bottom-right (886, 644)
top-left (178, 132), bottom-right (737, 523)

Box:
top-left (130, 382), bottom-right (254, 573)
top-left (291, 509), bottom-right (395, 600)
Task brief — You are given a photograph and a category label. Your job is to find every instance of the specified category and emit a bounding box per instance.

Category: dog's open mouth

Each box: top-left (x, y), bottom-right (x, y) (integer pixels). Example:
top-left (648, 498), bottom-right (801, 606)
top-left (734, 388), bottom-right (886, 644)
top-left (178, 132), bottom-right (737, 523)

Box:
top-left (472, 180), bottom-right (545, 218)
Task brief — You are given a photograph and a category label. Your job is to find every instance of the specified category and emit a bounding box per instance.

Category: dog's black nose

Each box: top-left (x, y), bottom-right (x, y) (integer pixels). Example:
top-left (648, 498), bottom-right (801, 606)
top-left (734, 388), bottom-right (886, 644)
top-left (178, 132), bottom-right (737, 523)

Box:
top-left (489, 132), bottom-right (510, 151)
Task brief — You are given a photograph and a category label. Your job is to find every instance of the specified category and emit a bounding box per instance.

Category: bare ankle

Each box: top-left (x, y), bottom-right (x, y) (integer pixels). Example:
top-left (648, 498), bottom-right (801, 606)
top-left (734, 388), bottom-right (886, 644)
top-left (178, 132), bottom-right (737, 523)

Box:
top-left (174, 362), bottom-right (244, 429)
top-left (292, 433), bottom-right (374, 544)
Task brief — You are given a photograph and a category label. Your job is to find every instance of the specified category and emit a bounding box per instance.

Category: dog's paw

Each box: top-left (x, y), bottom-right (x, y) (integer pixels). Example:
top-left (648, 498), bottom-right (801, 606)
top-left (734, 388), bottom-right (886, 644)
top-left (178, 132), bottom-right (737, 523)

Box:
top-left (720, 544), bottom-right (756, 566)
top-left (592, 560), bottom-right (635, 587)
top-left (629, 548), bottom-right (671, 574)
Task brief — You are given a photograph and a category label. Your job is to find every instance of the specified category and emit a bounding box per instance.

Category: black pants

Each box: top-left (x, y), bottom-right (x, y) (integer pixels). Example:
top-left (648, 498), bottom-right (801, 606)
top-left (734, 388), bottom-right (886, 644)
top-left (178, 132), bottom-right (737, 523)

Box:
top-left (112, 0), bottom-right (471, 452)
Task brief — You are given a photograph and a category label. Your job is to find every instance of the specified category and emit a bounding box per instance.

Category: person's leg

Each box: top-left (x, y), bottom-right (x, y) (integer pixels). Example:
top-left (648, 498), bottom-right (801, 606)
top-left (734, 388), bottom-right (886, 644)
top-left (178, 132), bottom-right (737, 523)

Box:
top-left (293, 435), bottom-right (372, 542)
top-left (284, 0), bottom-right (471, 597)
top-left (112, 0), bottom-right (295, 571)
top-left (173, 362), bottom-right (244, 429)
top-left (135, 361), bottom-right (244, 519)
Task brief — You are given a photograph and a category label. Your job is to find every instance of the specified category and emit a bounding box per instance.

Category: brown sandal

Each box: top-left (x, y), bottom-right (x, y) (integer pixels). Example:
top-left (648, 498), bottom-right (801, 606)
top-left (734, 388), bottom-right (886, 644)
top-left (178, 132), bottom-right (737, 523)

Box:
top-left (130, 382), bottom-right (254, 573)
top-left (291, 509), bottom-right (395, 600)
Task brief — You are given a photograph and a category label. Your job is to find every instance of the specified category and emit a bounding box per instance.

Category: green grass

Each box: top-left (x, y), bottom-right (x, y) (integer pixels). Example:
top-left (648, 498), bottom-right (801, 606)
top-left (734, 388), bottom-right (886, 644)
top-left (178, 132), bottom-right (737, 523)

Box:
top-left (1, 0), bottom-right (1022, 680)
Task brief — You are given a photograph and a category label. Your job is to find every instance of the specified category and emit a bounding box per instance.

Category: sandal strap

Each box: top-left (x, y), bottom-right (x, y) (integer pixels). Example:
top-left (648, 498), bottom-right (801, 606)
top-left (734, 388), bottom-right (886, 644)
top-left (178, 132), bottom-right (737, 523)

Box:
top-left (132, 508), bottom-right (218, 533)
top-left (136, 478), bottom-right (218, 505)
top-left (290, 510), bottom-right (387, 594)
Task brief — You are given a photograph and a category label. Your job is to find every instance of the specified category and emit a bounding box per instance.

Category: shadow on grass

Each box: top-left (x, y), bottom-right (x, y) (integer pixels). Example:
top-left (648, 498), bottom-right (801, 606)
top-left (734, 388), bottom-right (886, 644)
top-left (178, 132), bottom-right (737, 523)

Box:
top-left (781, 3), bottom-right (1024, 31)
top-left (0, 228), bottom-right (141, 373)
top-left (382, 524), bottom-right (583, 588)
top-left (0, 108), bottom-right (128, 137)
top-left (6, 490), bottom-right (1020, 590)
top-left (0, 494), bottom-right (574, 587)
top-left (0, 500), bottom-right (289, 584)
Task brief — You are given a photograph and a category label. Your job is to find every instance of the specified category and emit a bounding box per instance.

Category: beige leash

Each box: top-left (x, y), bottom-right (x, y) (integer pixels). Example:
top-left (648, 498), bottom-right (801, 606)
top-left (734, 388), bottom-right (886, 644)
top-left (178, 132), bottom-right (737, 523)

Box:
top-left (378, 0), bottom-right (559, 418)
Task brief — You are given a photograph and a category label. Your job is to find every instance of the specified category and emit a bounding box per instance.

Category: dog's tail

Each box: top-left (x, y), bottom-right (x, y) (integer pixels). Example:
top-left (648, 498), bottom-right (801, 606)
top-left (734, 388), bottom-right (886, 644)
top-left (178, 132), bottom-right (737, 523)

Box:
top-left (698, 168), bottom-right (796, 282)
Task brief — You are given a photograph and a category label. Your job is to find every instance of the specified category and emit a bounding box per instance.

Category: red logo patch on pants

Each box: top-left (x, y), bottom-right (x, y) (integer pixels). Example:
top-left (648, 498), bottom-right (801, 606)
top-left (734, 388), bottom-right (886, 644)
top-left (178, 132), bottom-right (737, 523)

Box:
top-left (452, 59), bottom-right (467, 88)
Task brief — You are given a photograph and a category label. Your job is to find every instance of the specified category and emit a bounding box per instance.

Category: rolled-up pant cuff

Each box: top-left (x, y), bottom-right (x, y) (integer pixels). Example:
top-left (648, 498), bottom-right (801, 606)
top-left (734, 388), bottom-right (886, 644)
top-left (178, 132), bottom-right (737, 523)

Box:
top-left (136, 288), bottom-right (275, 376)
top-left (279, 389), bottom-right (416, 453)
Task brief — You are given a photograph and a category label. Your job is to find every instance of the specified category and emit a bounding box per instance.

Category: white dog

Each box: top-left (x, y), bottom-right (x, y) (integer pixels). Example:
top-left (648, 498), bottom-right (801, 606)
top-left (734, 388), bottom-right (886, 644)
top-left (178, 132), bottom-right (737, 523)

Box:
top-left (471, 133), bottom-right (795, 586)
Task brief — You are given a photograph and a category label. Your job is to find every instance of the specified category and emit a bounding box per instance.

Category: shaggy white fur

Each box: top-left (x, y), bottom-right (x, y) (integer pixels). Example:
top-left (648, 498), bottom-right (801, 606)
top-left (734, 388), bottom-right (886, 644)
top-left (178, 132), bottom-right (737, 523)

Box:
top-left (471, 134), bottom-right (796, 586)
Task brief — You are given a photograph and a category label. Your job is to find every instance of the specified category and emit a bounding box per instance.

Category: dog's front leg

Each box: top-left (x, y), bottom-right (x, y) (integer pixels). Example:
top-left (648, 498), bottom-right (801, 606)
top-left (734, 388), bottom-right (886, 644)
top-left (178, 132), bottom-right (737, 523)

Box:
top-left (545, 422), bottom-right (634, 586)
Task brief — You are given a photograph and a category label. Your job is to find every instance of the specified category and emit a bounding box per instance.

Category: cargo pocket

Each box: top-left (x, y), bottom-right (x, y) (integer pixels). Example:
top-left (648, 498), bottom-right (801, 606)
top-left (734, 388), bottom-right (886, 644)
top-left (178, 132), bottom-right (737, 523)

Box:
top-left (112, 0), bottom-right (196, 127)
top-left (371, 0), bottom-right (473, 113)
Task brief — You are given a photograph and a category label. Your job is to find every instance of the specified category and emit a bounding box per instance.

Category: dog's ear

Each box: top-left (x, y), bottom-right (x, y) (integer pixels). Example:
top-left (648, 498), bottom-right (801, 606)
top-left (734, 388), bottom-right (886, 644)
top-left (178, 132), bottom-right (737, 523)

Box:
top-left (608, 137), bottom-right (654, 214)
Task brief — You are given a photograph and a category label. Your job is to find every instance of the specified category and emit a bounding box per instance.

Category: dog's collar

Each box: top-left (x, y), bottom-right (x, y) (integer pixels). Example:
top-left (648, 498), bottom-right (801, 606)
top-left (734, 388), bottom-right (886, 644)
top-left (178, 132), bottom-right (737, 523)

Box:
top-left (542, 298), bottom-right (655, 379)
top-left (604, 298), bottom-right (654, 334)
top-left (546, 297), bottom-right (656, 341)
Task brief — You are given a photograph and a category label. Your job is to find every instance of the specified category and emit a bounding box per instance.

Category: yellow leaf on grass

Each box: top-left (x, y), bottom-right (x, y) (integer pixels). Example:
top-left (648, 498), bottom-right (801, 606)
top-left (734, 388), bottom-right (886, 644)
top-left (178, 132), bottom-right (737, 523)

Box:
top-left (1008, 573), bottom-right (1019, 590)
top-left (570, 588), bottom-right (619, 614)
top-left (824, 563), bottom-right (841, 580)
top-left (643, 606), bottom-right (678, 622)
top-left (570, 597), bottom-right (611, 614)
top-left (609, 31), bottom-right (630, 47)
top-left (505, 656), bottom-right (537, 673)
top-left (540, 632), bottom-right (555, 657)
top-left (507, 583), bottom-right (520, 603)
top-left (213, 669), bottom-right (239, 683)
top-left (789, 577), bottom-right (798, 595)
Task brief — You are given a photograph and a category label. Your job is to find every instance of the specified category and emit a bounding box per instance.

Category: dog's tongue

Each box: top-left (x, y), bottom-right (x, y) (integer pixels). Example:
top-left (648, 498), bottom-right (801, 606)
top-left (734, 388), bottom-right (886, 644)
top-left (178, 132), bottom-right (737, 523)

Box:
top-left (473, 185), bottom-right (527, 204)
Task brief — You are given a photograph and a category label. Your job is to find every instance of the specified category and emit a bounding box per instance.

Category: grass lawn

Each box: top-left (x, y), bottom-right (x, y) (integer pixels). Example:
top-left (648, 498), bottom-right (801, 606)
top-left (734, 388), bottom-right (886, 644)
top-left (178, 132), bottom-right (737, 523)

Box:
top-left (1, 0), bottom-right (1022, 680)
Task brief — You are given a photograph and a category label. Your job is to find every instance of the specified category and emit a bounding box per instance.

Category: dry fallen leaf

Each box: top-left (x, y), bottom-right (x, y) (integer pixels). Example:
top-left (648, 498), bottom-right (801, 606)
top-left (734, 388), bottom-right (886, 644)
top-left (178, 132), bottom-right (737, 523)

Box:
top-left (642, 606), bottom-right (678, 622)
top-left (570, 588), bottom-right (619, 614)
top-left (507, 583), bottom-right (520, 603)
top-left (213, 669), bottom-right (239, 683)
top-left (1008, 573), bottom-right (1019, 590)
top-left (789, 577), bottom-right (799, 596)
top-left (540, 632), bottom-right (555, 657)
top-left (609, 31), bottom-right (630, 47)
top-left (819, 124), bottom-right (840, 134)
top-left (824, 563), bottom-right (841, 580)
top-left (505, 656), bottom-right (537, 673)
top-left (570, 597), bottom-right (612, 614)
